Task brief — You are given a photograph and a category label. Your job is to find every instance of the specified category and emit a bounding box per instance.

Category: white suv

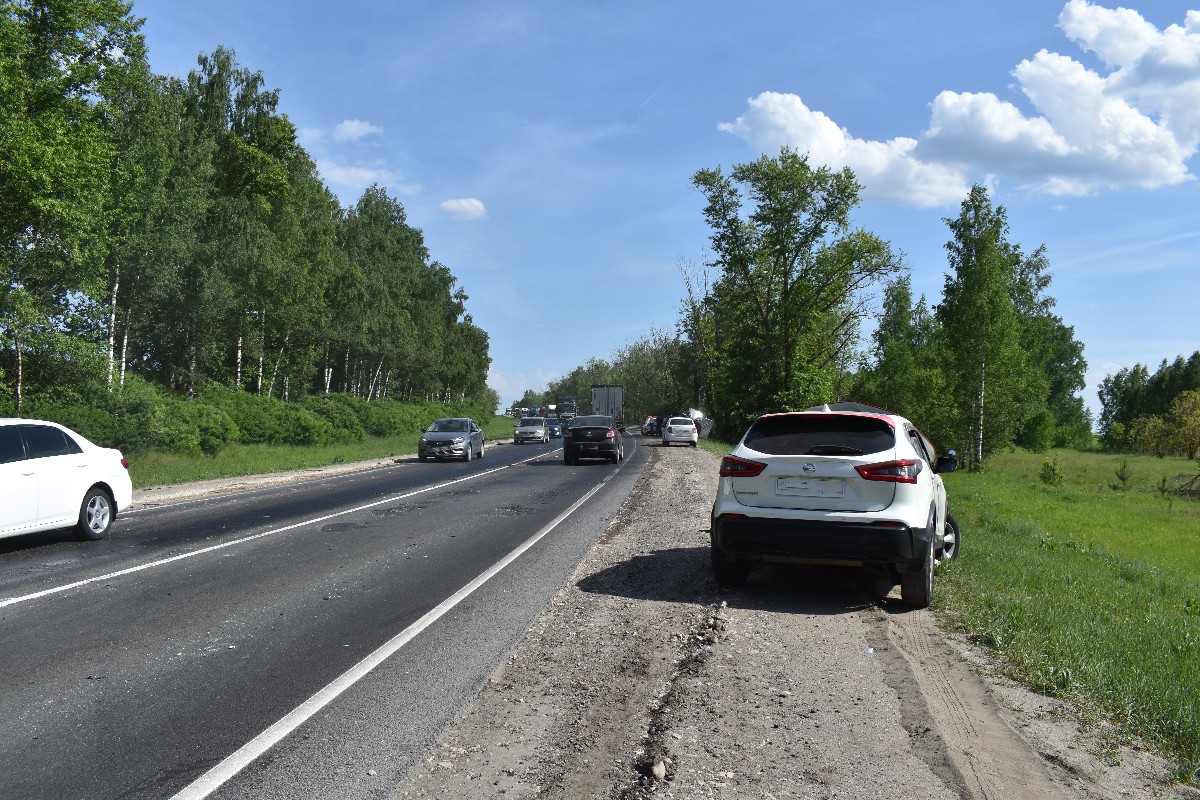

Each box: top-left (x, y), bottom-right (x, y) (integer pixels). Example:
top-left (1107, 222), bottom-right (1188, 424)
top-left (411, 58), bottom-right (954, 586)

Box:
top-left (709, 402), bottom-right (958, 608)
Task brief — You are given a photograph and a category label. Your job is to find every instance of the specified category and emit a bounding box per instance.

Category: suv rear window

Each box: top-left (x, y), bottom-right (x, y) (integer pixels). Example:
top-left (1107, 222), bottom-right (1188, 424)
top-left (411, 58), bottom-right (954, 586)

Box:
top-left (743, 414), bottom-right (895, 456)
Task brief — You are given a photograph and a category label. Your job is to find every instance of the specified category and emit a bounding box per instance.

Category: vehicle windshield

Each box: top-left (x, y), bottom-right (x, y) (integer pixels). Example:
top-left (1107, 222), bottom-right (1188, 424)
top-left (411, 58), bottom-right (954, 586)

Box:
top-left (518, 418), bottom-right (543, 426)
top-left (569, 416), bottom-right (611, 428)
top-left (668, 418), bottom-right (692, 426)
top-left (428, 419), bottom-right (468, 433)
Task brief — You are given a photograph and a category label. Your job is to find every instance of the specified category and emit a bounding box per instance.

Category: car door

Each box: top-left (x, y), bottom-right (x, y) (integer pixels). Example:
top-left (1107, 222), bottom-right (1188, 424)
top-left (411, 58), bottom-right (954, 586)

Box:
top-left (907, 425), bottom-right (946, 525)
top-left (23, 424), bottom-right (88, 528)
top-left (0, 426), bottom-right (38, 536)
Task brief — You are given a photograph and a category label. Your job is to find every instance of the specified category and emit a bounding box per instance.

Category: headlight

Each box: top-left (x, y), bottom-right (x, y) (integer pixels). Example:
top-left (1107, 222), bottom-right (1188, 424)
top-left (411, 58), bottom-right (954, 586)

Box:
top-left (451, 436), bottom-right (465, 444)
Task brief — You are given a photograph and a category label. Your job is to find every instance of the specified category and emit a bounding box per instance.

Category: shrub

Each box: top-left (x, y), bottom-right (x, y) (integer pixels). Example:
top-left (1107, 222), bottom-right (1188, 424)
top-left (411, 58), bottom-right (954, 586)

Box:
top-left (183, 403), bottom-right (241, 456)
top-left (303, 396), bottom-right (366, 444)
top-left (275, 404), bottom-right (334, 446)
top-left (1039, 457), bottom-right (1064, 487)
top-left (198, 384), bottom-right (285, 445)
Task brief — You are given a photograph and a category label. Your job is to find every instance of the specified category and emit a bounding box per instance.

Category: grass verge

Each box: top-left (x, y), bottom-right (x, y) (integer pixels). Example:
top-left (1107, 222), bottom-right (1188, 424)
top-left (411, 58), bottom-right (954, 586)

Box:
top-left (937, 448), bottom-right (1200, 784)
top-left (129, 415), bottom-right (518, 487)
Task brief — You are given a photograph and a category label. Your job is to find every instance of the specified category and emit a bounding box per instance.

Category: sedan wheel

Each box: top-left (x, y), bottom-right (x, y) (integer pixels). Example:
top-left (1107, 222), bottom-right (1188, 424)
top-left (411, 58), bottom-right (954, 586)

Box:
top-left (75, 488), bottom-right (114, 541)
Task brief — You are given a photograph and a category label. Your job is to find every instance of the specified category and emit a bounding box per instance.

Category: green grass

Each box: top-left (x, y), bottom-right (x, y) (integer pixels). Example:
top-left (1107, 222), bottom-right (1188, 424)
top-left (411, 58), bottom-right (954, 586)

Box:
top-left (129, 415), bottom-right (518, 487)
top-left (938, 448), bottom-right (1200, 784)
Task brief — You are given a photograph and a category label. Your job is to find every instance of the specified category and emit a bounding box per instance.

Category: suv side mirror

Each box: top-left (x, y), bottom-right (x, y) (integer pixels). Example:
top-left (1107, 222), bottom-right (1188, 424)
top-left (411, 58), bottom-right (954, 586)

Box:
top-left (934, 451), bottom-right (958, 474)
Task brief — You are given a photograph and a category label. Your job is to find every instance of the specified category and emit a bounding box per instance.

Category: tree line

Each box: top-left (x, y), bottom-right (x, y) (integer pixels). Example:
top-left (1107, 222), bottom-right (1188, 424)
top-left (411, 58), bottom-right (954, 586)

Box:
top-left (1099, 354), bottom-right (1200, 459)
top-left (2, 2), bottom-right (494, 440)
top-left (525, 149), bottom-right (1098, 470)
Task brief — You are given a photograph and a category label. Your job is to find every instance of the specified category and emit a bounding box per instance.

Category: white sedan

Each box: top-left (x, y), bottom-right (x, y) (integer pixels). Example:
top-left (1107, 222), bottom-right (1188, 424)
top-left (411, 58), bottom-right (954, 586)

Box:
top-left (0, 419), bottom-right (133, 541)
top-left (661, 417), bottom-right (698, 446)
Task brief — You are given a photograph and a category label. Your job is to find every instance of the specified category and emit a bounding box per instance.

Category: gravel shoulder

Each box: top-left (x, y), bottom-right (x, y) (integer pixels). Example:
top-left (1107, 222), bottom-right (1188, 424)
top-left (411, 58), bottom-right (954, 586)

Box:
top-left (382, 442), bottom-right (1190, 800)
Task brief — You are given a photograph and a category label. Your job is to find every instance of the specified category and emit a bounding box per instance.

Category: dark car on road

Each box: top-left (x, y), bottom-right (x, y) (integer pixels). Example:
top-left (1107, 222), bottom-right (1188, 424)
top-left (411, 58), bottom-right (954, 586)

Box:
top-left (546, 418), bottom-right (563, 438)
top-left (563, 415), bottom-right (624, 465)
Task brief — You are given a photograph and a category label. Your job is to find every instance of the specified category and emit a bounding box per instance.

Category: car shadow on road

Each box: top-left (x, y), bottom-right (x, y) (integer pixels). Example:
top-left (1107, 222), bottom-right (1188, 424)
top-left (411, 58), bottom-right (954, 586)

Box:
top-left (576, 545), bottom-right (886, 617)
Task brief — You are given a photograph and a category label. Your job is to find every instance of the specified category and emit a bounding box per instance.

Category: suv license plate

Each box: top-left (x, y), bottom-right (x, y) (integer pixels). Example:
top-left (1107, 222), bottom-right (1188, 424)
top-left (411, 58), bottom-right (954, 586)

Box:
top-left (777, 477), bottom-right (844, 497)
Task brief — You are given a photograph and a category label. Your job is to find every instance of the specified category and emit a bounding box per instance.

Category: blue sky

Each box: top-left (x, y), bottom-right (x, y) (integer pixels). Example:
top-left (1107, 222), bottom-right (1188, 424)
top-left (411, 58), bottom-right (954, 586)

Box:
top-left (131, 1), bottom-right (1199, 417)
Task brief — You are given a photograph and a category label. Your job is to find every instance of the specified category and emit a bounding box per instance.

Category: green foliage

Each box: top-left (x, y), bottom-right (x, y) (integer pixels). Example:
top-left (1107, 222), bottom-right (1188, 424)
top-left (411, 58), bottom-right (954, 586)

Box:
top-left (199, 384), bottom-right (286, 445)
top-left (689, 147), bottom-right (900, 436)
top-left (1171, 390), bottom-right (1200, 460)
top-left (181, 402), bottom-right (240, 456)
top-left (1130, 415), bottom-right (1173, 458)
top-left (1100, 354), bottom-right (1200, 450)
top-left (3, 23), bottom-right (492, 417)
top-left (1022, 407), bottom-right (1056, 453)
top-left (1111, 458), bottom-right (1131, 491)
top-left (275, 404), bottom-right (334, 447)
top-left (1038, 456), bottom-right (1064, 487)
top-left (937, 185), bottom-right (1031, 470)
top-left (303, 396), bottom-right (366, 444)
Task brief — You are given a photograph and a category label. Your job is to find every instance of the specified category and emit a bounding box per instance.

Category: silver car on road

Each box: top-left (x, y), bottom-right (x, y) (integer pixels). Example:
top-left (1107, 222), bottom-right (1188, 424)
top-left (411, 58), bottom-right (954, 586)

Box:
top-left (419, 418), bottom-right (485, 461)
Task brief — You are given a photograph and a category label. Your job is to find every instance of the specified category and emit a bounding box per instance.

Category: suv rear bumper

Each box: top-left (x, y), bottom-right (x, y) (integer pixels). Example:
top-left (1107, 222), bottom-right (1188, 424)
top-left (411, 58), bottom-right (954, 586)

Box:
top-left (710, 514), bottom-right (932, 571)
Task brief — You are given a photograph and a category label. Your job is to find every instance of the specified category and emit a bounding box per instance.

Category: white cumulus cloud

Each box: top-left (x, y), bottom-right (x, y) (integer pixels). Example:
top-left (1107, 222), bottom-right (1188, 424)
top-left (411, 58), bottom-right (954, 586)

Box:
top-left (719, 1), bottom-right (1200, 206)
top-left (315, 159), bottom-right (420, 202)
top-left (331, 119), bottom-right (384, 142)
top-left (717, 92), bottom-right (970, 207)
top-left (440, 198), bottom-right (488, 221)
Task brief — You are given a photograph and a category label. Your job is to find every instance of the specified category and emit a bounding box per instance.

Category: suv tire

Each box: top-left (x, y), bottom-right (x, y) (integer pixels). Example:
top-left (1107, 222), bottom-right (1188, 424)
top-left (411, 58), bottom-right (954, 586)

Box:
top-left (711, 551), bottom-right (750, 587)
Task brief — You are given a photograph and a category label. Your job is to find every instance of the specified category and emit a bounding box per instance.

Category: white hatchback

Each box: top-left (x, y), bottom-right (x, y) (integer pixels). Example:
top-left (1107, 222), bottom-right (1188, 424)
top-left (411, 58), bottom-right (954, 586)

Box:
top-left (0, 419), bottom-right (133, 541)
top-left (709, 403), bottom-right (958, 608)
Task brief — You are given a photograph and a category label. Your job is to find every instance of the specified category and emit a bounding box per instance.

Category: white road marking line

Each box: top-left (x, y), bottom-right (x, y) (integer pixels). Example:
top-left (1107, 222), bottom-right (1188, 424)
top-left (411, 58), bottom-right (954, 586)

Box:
top-left (0, 455), bottom-right (547, 610)
top-left (168, 468), bottom-right (616, 800)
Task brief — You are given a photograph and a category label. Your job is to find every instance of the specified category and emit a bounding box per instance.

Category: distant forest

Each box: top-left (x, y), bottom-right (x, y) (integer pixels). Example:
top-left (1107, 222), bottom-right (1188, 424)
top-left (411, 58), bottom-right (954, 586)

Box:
top-left (2, 3), bottom-right (495, 447)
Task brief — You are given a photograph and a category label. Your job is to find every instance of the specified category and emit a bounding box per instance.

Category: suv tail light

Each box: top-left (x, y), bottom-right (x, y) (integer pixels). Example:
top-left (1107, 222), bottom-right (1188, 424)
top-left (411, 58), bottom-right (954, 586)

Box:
top-left (605, 429), bottom-right (616, 439)
top-left (855, 459), bottom-right (922, 483)
top-left (719, 455), bottom-right (767, 478)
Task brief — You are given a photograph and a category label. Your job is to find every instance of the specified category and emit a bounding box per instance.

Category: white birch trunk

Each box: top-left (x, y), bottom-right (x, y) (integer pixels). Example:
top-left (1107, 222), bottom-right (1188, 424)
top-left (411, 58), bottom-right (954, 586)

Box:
top-left (107, 263), bottom-right (119, 390)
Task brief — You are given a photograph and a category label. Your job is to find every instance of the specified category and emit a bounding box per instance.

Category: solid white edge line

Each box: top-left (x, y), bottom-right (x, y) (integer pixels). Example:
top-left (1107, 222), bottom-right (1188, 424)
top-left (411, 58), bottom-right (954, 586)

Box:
top-left (0, 453), bottom-right (552, 610)
top-left (169, 467), bottom-right (616, 800)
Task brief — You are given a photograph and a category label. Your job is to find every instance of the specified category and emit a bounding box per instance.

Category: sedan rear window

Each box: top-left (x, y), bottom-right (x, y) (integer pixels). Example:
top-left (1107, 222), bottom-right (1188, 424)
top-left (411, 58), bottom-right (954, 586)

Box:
top-left (23, 425), bottom-right (80, 458)
top-left (569, 416), bottom-right (611, 428)
top-left (743, 414), bottom-right (895, 456)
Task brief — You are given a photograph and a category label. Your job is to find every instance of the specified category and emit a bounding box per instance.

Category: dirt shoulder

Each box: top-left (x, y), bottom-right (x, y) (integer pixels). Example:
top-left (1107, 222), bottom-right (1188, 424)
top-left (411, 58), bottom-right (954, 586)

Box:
top-left (385, 443), bottom-right (1190, 800)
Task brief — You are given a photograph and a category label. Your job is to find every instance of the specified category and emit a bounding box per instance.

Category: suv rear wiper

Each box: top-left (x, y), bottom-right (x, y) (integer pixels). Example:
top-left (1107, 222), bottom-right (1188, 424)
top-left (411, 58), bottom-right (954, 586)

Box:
top-left (805, 445), bottom-right (865, 455)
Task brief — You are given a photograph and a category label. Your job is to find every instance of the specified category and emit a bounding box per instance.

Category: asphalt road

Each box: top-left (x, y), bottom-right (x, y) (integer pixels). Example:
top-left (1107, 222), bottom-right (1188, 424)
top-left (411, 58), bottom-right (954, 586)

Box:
top-left (0, 434), bottom-right (646, 800)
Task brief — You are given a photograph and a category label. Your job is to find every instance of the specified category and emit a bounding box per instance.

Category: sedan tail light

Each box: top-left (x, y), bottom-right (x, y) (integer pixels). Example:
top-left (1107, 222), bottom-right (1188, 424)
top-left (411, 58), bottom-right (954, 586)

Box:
top-left (121, 457), bottom-right (130, 470)
top-left (605, 430), bottom-right (616, 439)
top-left (719, 455), bottom-right (767, 478)
top-left (855, 459), bottom-right (922, 483)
